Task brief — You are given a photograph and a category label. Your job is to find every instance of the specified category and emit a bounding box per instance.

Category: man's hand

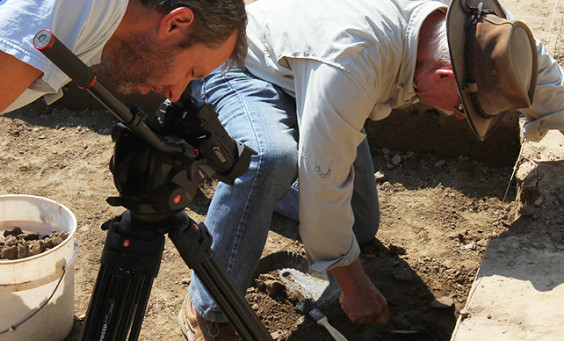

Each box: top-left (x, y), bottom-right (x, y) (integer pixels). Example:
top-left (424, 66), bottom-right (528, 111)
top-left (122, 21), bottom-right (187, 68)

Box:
top-left (329, 258), bottom-right (389, 324)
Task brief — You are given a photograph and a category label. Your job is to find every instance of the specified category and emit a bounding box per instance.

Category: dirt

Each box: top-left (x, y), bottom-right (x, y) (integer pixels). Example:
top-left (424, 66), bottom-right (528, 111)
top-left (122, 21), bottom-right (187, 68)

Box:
top-left (0, 0), bottom-right (562, 340)
top-left (0, 102), bottom-right (518, 341)
top-left (0, 227), bottom-right (69, 260)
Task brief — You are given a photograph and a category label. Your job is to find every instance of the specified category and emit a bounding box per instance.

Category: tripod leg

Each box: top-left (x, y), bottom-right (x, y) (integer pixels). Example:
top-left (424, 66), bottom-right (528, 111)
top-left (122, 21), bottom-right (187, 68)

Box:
top-left (169, 215), bottom-right (273, 341)
top-left (80, 212), bottom-right (165, 341)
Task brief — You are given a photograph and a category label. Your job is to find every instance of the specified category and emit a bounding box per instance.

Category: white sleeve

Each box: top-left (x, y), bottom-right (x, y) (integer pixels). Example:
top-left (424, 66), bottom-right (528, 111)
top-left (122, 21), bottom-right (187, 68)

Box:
top-left (291, 58), bottom-right (376, 271)
top-left (519, 40), bottom-right (564, 142)
top-left (496, 1), bottom-right (564, 141)
top-left (0, 0), bottom-right (127, 111)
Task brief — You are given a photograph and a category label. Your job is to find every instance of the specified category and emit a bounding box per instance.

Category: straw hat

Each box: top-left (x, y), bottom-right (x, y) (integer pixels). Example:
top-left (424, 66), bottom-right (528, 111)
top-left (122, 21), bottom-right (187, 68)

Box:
top-left (446, 0), bottom-right (538, 141)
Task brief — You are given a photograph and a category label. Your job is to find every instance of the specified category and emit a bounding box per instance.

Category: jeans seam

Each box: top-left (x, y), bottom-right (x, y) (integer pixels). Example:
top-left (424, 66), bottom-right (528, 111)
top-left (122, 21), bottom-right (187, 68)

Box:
top-left (210, 71), bottom-right (266, 276)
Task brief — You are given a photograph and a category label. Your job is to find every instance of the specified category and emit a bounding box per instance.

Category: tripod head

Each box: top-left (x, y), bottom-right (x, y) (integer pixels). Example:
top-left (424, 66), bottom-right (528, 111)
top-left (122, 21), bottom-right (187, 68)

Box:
top-left (107, 95), bottom-right (255, 217)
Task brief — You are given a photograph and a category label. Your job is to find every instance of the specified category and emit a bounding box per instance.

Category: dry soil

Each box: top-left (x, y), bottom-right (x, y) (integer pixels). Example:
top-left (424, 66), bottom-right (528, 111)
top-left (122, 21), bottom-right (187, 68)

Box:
top-left (0, 0), bottom-right (562, 340)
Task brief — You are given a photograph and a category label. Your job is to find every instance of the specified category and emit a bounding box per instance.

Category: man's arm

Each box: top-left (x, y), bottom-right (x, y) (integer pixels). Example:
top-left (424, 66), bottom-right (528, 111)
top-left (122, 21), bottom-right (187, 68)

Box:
top-left (289, 59), bottom-right (388, 323)
top-left (0, 51), bottom-right (42, 113)
top-left (518, 40), bottom-right (564, 141)
top-left (330, 258), bottom-right (389, 324)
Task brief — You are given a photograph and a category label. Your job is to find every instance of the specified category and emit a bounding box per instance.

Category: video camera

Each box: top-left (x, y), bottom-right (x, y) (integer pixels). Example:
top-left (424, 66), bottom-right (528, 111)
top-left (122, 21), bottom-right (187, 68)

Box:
top-left (108, 94), bottom-right (255, 216)
top-left (153, 95), bottom-right (254, 184)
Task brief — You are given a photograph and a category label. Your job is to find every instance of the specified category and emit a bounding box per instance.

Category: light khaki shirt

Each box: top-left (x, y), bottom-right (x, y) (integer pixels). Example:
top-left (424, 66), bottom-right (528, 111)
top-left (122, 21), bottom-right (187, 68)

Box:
top-left (245, 0), bottom-right (446, 271)
top-left (245, 0), bottom-right (564, 271)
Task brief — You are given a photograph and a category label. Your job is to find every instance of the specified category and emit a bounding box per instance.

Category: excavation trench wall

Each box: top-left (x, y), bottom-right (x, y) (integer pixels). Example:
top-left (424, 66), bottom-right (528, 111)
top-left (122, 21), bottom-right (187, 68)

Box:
top-left (58, 61), bottom-right (520, 167)
top-left (366, 104), bottom-right (520, 166)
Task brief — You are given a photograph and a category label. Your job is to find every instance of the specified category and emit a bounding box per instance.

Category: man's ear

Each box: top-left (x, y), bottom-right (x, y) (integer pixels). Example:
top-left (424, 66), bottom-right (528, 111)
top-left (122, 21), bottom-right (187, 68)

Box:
top-left (158, 7), bottom-right (194, 39)
top-left (431, 68), bottom-right (455, 81)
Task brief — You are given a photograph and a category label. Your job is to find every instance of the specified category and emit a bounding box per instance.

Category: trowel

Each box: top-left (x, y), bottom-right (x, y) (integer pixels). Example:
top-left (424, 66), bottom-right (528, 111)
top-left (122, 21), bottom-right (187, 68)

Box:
top-left (253, 250), bottom-right (342, 306)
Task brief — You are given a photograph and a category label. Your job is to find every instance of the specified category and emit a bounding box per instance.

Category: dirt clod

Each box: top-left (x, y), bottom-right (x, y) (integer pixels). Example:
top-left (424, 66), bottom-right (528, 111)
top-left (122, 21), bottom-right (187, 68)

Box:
top-left (0, 228), bottom-right (69, 260)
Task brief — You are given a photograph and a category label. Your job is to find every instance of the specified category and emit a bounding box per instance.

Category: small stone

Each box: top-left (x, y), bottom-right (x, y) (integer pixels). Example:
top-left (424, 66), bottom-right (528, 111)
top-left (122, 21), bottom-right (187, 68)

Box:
top-left (1, 245), bottom-right (17, 260)
top-left (27, 240), bottom-right (46, 256)
top-left (374, 171), bottom-right (387, 182)
top-left (270, 330), bottom-right (285, 339)
top-left (462, 242), bottom-right (475, 250)
top-left (551, 232), bottom-right (563, 241)
top-left (435, 160), bottom-right (447, 168)
top-left (460, 308), bottom-right (469, 319)
top-left (431, 296), bottom-right (454, 309)
top-left (287, 290), bottom-right (305, 303)
top-left (476, 239), bottom-right (488, 247)
top-left (18, 232), bottom-right (39, 241)
top-left (55, 231), bottom-right (70, 240)
top-left (3, 227), bottom-right (23, 237)
top-left (5, 236), bottom-right (17, 246)
top-left (265, 280), bottom-right (286, 296)
top-left (16, 243), bottom-right (28, 259)
top-left (391, 154), bottom-right (402, 166)
top-left (44, 237), bottom-right (54, 249)
top-left (50, 236), bottom-right (64, 247)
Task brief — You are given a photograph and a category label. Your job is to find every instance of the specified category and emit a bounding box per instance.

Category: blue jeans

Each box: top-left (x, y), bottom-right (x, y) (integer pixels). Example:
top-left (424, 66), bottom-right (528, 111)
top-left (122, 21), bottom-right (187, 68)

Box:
top-left (188, 68), bottom-right (380, 322)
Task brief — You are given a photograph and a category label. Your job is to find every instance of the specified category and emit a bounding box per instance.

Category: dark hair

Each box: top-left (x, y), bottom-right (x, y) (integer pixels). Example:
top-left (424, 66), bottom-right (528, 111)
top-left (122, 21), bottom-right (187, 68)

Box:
top-left (138, 0), bottom-right (247, 66)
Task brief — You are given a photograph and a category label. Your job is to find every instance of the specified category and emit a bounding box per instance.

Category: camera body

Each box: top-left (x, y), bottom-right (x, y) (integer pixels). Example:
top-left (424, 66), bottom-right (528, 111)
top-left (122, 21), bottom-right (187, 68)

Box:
top-left (154, 97), bottom-right (255, 185)
top-left (108, 96), bottom-right (255, 215)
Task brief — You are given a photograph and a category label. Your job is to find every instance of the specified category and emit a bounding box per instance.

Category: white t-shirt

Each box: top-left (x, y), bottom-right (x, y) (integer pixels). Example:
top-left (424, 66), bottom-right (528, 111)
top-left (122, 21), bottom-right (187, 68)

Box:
top-left (0, 0), bottom-right (128, 113)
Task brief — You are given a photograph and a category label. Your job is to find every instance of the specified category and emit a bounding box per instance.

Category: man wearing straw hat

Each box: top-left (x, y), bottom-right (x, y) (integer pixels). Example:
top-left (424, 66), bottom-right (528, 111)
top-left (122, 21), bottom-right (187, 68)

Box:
top-left (179, 0), bottom-right (564, 339)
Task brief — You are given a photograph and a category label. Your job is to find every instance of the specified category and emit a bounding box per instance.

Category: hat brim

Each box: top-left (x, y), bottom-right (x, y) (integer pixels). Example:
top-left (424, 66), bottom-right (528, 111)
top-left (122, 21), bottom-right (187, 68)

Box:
top-left (447, 0), bottom-right (507, 141)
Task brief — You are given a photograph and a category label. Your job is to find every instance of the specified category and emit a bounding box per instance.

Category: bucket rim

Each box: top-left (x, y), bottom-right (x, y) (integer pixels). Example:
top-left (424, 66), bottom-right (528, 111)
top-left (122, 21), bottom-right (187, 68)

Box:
top-left (0, 194), bottom-right (77, 264)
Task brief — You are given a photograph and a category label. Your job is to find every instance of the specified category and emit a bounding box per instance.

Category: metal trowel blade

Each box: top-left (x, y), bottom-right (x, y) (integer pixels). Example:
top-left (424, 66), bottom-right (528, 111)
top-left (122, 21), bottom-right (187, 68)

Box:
top-left (278, 267), bottom-right (341, 306)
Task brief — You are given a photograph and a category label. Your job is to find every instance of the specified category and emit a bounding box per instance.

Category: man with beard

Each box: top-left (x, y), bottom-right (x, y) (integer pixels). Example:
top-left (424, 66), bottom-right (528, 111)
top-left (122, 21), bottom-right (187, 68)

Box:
top-left (0, 0), bottom-right (246, 114)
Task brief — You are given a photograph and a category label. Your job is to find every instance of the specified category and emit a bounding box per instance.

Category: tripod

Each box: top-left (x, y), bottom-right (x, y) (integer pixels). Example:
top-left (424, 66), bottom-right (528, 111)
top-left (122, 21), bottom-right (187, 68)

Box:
top-left (33, 29), bottom-right (273, 340)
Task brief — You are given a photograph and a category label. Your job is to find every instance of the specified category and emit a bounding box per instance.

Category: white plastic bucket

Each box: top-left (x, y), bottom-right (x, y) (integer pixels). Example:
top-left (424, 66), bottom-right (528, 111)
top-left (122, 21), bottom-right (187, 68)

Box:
top-left (0, 195), bottom-right (78, 341)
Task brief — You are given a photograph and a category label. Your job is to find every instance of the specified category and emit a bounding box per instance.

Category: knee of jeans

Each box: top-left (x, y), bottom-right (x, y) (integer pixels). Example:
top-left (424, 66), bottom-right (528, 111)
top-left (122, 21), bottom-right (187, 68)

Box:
top-left (258, 146), bottom-right (298, 184)
top-left (354, 222), bottom-right (380, 245)
top-left (353, 210), bottom-right (380, 245)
